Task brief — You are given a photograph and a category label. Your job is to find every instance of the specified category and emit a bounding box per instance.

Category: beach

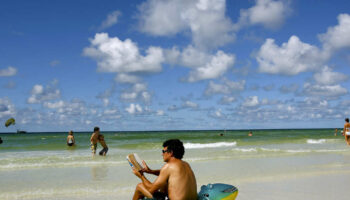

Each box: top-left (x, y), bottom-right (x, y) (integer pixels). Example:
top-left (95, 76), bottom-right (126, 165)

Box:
top-left (0, 129), bottom-right (349, 200)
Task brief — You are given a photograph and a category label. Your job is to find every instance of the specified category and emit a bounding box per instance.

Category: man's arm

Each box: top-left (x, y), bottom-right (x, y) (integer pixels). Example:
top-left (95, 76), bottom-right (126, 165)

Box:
top-left (133, 165), bottom-right (170, 195)
top-left (148, 169), bottom-right (160, 176)
top-left (147, 165), bottom-right (169, 194)
top-left (142, 160), bottom-right (160, 176)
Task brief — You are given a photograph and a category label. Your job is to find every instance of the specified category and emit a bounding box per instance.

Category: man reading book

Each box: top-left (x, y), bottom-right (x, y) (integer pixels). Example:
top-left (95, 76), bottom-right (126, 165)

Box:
top-left (132, 139), bottom-right (197, 200)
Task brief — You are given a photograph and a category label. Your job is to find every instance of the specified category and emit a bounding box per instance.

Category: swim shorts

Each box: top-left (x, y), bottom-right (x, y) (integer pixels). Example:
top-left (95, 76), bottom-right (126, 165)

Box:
top-left (143, 192), bottom-right (168, 200)
top-left (67, 142), bottom-right (74, 146)
top-left (99, 147), bottom-right (108, 155)
top-left (90, 143), bottom-right (97, 154)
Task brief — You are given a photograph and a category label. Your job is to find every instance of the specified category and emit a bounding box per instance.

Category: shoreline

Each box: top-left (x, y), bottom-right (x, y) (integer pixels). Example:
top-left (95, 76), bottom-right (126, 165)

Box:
top-left (0, 127), bottom-right (343, 134)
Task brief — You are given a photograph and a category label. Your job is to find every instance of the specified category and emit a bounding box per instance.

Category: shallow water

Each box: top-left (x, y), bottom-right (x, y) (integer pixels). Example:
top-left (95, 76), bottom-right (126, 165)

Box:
top-left (0, 129), bottom-right (349, 199)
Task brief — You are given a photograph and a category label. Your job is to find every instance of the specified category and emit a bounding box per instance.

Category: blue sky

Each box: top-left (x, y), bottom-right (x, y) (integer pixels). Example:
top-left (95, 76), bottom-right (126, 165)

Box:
top-left (1, 0), bottom-right (350, 132)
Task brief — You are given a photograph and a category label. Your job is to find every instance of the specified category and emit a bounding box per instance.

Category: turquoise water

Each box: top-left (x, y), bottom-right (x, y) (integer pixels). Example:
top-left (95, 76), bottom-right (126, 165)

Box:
top-left (0, 129), bottom-right (346, 170)
top-left (0, 129), bottom-right (343, 150)
top-left (0, 129), bottom-right (348, 200)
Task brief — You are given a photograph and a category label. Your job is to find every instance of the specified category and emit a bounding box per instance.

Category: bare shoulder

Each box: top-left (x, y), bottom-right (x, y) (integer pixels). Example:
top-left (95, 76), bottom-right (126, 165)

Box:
top-left (182, 160), bottom-right (190, 165)
top-left (160, 163), bottom-right (172, 176)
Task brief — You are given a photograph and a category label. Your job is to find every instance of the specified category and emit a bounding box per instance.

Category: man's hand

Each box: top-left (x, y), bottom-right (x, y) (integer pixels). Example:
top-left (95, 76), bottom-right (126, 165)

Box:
top-left (133, 168), bottom-right (143, 179)
top-left (141, 160), bottom-right (151, 173)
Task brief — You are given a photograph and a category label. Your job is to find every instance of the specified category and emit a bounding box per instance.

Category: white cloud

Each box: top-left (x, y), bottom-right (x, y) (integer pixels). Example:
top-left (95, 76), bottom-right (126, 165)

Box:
top-left (257, 36), bottom-right (326, 75)
top-left (205, 79), bottom-right (245, 96)
top-left (219, 96), bottom-right (236, 104)
top-left (243, 96), bottom-right (259, 107)
top-left (179, 46), bottom-right (208, 68)
top-left (209, 108), bottom-right (225, 119)
top-left (126, 103), bottom-right (143, 114)
top-left (319, 13), bottom-right (350, 52)
top-left (83, 33), bottom-right (164, 74)
top-left (115, 73), bottom-right (140, 83)
top-left (313, 66), bottom-right (347, 85)
top-left (182, 101), bottom-right (198, 109)
top-left (99, 10), bottom-right (121, 30)
top-left (164, 47), bottom-right (181, 65)
top-left (187, 50), bottom-right (235, 82)
top-left (133, 83), bottom-right (147, 92)
top-left (43, 100), bottom-right (65, 109)
top-left (141, 91), bottom-right (152, 104)
top-left (121, 92), bottom-right (138, 101)
top-left (138, 0), bottom-right (188, 35)
top-left (120, 83), bottom-right (152, 103)
top-left (104, 109), bottom-right (118, 115)
top-left (235, 0), bottom-right (291, 30)
top-left (156, 110), bottom-right (164, 116)
top-left (164, 46), bottom-right (235, 82)
top-left (303, 83), bottom-right (347, 97)
top-left (138, 0), bottom-right (235, 49)
top-left (0, 66), bottom-right (17, 77)
top-left (0, 98), bottom-right (15, 118)
top-left (27, 82), bottom-right (61, 104)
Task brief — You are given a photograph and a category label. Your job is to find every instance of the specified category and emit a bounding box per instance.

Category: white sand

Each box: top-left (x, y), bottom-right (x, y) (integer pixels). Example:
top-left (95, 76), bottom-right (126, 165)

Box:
top-left (1, 149), bottom-right (349, 199)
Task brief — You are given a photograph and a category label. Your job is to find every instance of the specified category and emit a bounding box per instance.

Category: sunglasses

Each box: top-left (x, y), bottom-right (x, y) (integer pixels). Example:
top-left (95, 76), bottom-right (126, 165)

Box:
top-left (162, 149), bottom-right (171, 153)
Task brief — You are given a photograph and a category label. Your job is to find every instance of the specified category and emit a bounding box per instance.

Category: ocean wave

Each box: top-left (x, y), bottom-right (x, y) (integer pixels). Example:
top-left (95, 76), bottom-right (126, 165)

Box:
top-left (229, 147), bottom-right (346, 154)
top-left (0, 160), bottom-right (125, 170)
top-left (184, 142), bottom-right (237, 149)
top-left (307, 139), bottom-right (326, 144)
top-left (231, 148), bottom-right (257, 152)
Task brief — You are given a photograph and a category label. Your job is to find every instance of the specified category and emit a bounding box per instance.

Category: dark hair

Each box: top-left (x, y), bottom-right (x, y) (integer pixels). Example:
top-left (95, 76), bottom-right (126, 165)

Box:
top-left (163, 139), bottom-right (185, 159)
top-left (94, 127), bottom-right (100, 132)
top-left (346, 118), bottom-right (349, 123)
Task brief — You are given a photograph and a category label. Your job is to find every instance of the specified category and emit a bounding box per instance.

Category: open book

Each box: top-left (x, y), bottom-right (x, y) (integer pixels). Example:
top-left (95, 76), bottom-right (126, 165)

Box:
top-left (126, 153), bottom-right (144, 171)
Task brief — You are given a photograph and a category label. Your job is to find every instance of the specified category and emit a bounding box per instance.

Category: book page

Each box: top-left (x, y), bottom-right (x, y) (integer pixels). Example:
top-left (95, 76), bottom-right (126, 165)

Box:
top-left (127, 153), bottom-right (144, 171)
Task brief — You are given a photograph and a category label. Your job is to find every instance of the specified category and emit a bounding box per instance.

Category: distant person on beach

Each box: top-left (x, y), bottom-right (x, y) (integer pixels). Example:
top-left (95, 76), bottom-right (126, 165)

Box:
top-left (248, 131), bottom-right (253, 136)
top-left (0, 137), bottom-right (3, 144)
top-left (66, 130), bottom-right (75, 146)
top-left (90, 127), bottom-right (100, 155)
top-left (98, 134), bottom-right (108, 156)
top-left (344, 118), bottom-right (350, 145)
top-left (132, 139), bottom-right (197, 200)
top-left (334, 128), bottom-right (338, 136)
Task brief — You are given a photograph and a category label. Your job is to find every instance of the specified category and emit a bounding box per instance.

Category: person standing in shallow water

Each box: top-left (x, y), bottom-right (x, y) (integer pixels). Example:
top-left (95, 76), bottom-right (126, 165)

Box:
top-left (98, 134), bottom-right (108, 156)
top-left (90, 127), bottom-right (100, 156)
top-left (66, 130), bottom-right (75, 146)
top-left (248, 131), bottom-right (253, 137)
top-left (344, 118), bottom-right (350, 145)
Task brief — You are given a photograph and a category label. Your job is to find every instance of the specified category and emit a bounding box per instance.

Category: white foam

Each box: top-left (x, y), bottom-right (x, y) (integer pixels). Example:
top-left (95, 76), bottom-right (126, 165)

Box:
top-left (307, 139), bottom-right (326, 144)
top-left (286, 149), bottom-right (312, 153)
top-left (260, 148), bottom-right (280, 152)
top-left (184, 142), bottom-right (237, 149)
top-left (0, 160), bottom-right (125, 170)
top-left (232, 148), bottom-right (257, 152)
